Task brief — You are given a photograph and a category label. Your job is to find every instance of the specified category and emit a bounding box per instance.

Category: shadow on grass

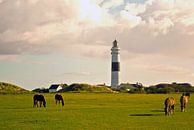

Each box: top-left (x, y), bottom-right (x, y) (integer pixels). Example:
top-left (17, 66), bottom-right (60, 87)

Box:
top-left (129, 109), bottom-right (165, 116)
top-left (129, 114), bottom-right (154, 116)
top-left (3, 107), bottom-right (32, 109)
top-left (129, 114), bottom-right (164, 116)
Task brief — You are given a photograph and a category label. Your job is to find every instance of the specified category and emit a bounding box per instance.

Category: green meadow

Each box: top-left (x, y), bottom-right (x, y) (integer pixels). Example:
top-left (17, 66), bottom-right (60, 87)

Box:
top-left (0, 93), bottom-right (194, 130)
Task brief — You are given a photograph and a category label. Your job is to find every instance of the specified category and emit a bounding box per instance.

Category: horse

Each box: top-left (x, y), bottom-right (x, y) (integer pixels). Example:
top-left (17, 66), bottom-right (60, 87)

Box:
top-left (180, 93), bottom-right (190, 112)
top-left (182, 92), bottom-right (190, 97)
top-left (164, 97), bottom-right (176, 116)
top-left (55, 94), bottom-right (64, 106)
top-left (33, 94), bottom-right (46, 107)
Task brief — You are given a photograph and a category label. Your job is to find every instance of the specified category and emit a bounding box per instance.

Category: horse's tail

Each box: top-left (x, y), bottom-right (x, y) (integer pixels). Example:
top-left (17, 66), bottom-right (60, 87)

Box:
top-left (164, 98), bottom-right (169, 115)
top-left (180, 97), bottom-right (184, 112)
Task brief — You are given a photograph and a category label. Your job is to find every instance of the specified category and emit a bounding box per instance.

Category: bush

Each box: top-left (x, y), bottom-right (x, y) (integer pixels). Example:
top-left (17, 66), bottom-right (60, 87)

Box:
top-left (61, 83), bottom-right (113, 93)
top-left (32, 88), bottom-right (49, 93)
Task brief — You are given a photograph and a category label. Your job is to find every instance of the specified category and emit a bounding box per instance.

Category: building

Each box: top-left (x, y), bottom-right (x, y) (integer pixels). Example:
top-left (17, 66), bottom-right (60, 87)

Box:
top-left (111, 39), bottom-right (120, 89)
top-left (120, 82), bottom-right (144, 92)
top-left (49, 84), bottom-right (62, 93)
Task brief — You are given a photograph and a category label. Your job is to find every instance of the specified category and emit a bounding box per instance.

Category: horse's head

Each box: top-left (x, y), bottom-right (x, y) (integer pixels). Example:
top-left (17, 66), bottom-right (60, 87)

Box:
top-left (43, 101), bottom-right (46, 107)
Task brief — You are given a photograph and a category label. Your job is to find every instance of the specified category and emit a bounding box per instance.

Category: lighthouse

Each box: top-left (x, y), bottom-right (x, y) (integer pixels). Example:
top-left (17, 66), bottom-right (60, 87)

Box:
top-left (111, 39), bottom-right (120, 89)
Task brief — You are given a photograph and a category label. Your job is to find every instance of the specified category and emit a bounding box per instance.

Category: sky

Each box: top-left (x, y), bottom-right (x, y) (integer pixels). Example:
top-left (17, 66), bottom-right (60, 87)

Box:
top-left (1, 0), bottom-right (194, 90)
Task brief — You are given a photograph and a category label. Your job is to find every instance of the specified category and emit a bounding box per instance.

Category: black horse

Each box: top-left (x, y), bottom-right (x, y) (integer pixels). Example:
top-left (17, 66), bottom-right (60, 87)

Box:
top-left (33, 94), bottom-right (46, 107)
top-left (55, 94), bottom-right (64, 106)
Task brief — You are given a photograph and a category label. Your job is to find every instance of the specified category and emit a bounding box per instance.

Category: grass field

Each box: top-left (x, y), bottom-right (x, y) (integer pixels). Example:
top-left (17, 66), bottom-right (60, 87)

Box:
top-left (0, 93), bottom-right (194, 130)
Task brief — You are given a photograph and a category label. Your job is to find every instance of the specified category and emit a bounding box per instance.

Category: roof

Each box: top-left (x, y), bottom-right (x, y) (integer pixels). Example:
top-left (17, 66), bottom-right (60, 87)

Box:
top-left (49, 84), bottom-right (60, 89)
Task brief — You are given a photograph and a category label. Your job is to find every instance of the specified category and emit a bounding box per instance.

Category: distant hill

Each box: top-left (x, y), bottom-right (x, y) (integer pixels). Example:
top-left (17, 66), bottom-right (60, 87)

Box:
top-left (59, 83), bottom-right (115, 93)
top-left (145, 82), bottom-right (194, 93)
top-left (0, 82), bottom-right (29, 94)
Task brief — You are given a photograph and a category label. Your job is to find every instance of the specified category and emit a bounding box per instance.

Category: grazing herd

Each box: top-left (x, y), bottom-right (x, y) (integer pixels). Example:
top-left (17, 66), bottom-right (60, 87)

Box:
top-left (33, 92), bottom-right (190, 116)
top-left (164, 92), bottom-right (190, 116)
top-left (33, 94), bottom-right (64, 107)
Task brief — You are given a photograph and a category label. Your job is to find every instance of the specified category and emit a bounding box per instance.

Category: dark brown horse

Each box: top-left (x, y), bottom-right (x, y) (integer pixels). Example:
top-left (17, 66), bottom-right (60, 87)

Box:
top-left (164, 97), bottom-right (176, 115)
top-left (33, 94), bottom-right (46, 107)
top-left (55, 94), bottom-right (64, 106)
top-left (180, 93), bottom-right (190, 112)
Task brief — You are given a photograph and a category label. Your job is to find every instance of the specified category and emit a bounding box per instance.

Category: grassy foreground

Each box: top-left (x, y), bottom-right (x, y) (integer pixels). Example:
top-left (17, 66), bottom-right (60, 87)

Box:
top-left (0, 93), bottom-right (194, 130)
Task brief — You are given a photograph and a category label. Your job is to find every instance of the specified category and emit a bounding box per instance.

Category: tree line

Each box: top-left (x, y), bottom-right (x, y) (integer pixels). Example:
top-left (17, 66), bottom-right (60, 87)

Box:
top-left (32, 82), bottom-right (194, 94)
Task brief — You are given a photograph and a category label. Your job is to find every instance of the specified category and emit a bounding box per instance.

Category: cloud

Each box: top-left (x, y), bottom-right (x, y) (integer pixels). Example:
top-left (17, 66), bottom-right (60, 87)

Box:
top-left (101, 0), bottom-right (124, 9)
top-left (0, 55), bottom-right (21, 62)
top-left (0, 0), bottom-right (194, 60)
top-left (60, 72), bottom-right (91, 76)
top-left (121, 53), bottom-right (194, 85)
top-left (124, 2), bottom-right (146, 15)
top-left (142, 64), bottom-right (192, 75)
top-left (73, 44), bottom-right (110, 59)
top-left (1, 0), bottom-right (194, 87)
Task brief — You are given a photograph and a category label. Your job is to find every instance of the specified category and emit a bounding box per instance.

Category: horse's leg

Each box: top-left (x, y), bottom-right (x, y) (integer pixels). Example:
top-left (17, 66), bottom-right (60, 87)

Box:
top-left (184, 102), bottom-right (186, 112)
top-left (181, 102), bottom-right (185, 112)
top-left (169, 106), bottom-right (171, 115)
top-left (33, 100), bottom-right (35, 107)
top-left (168, 106), bottom-right (171, 115)
top-left (164, 107), bottom-right (167, 115)
top-left (168, 106), bottom-right (170, 115)
top-left (164, 103), bottom-right (169, 115)
top-left (33, 100), bottom-right (36, 107)
top-left (172, 105), bottom-right (175, 114)
top-left (181, 104), bottom-right (183, 112)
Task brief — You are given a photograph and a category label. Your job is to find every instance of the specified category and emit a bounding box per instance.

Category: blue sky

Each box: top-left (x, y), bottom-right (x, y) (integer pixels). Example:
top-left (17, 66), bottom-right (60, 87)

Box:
top-left (1, 0), bottom-right (194, 90)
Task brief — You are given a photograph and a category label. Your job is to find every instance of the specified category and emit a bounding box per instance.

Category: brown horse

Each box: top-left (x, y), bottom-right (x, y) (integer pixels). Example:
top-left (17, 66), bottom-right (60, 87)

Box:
top-left (33, 94), bottom-right (46, 107)
top-left (180, 93), bottom-right (190, 112)
top-left (164, 97), bottom-right (176, 115)
top-left (55, 94), bottom-right (64, 106)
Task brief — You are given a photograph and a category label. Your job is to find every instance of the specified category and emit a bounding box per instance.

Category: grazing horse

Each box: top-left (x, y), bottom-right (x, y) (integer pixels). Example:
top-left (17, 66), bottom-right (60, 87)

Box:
top-left (180, 93), bottom-right (190, 112)
top-left (33, 94), bottom-right (46, 107)
top-left (55, 94), bottom-right (64, 106)
top-left (164, 97), bottom-right (176, 116)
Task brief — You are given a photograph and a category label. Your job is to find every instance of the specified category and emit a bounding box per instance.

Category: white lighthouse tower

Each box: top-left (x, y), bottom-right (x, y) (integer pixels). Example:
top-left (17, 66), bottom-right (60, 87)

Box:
top-left (111, 39), bottom-right (120, 89)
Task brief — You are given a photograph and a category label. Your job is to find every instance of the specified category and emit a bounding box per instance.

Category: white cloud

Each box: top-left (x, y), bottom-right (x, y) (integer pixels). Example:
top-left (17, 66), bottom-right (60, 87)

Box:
top-left (60, 71), bottom-right (91, 76)
top-left (0, 0), bottom-right (194, 59)
top-left (125, 3), bottom-right (146, 15)
top-left (77, 0), bottom-right (115, 27)
top-left (1, 0), bottom-right (194, 87)
top-left (101, 0), bottom-right (124, 9)
top-left (119, 10), bottom-right (142, 28)
top-left (0, 55), bottom-right (21, 62)
top-left (143, 64), bottom-right (192, 75)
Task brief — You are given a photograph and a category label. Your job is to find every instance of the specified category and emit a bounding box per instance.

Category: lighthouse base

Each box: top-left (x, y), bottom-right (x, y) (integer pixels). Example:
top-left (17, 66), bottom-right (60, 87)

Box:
top-left (111, 71), bottom-right (119, 89)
